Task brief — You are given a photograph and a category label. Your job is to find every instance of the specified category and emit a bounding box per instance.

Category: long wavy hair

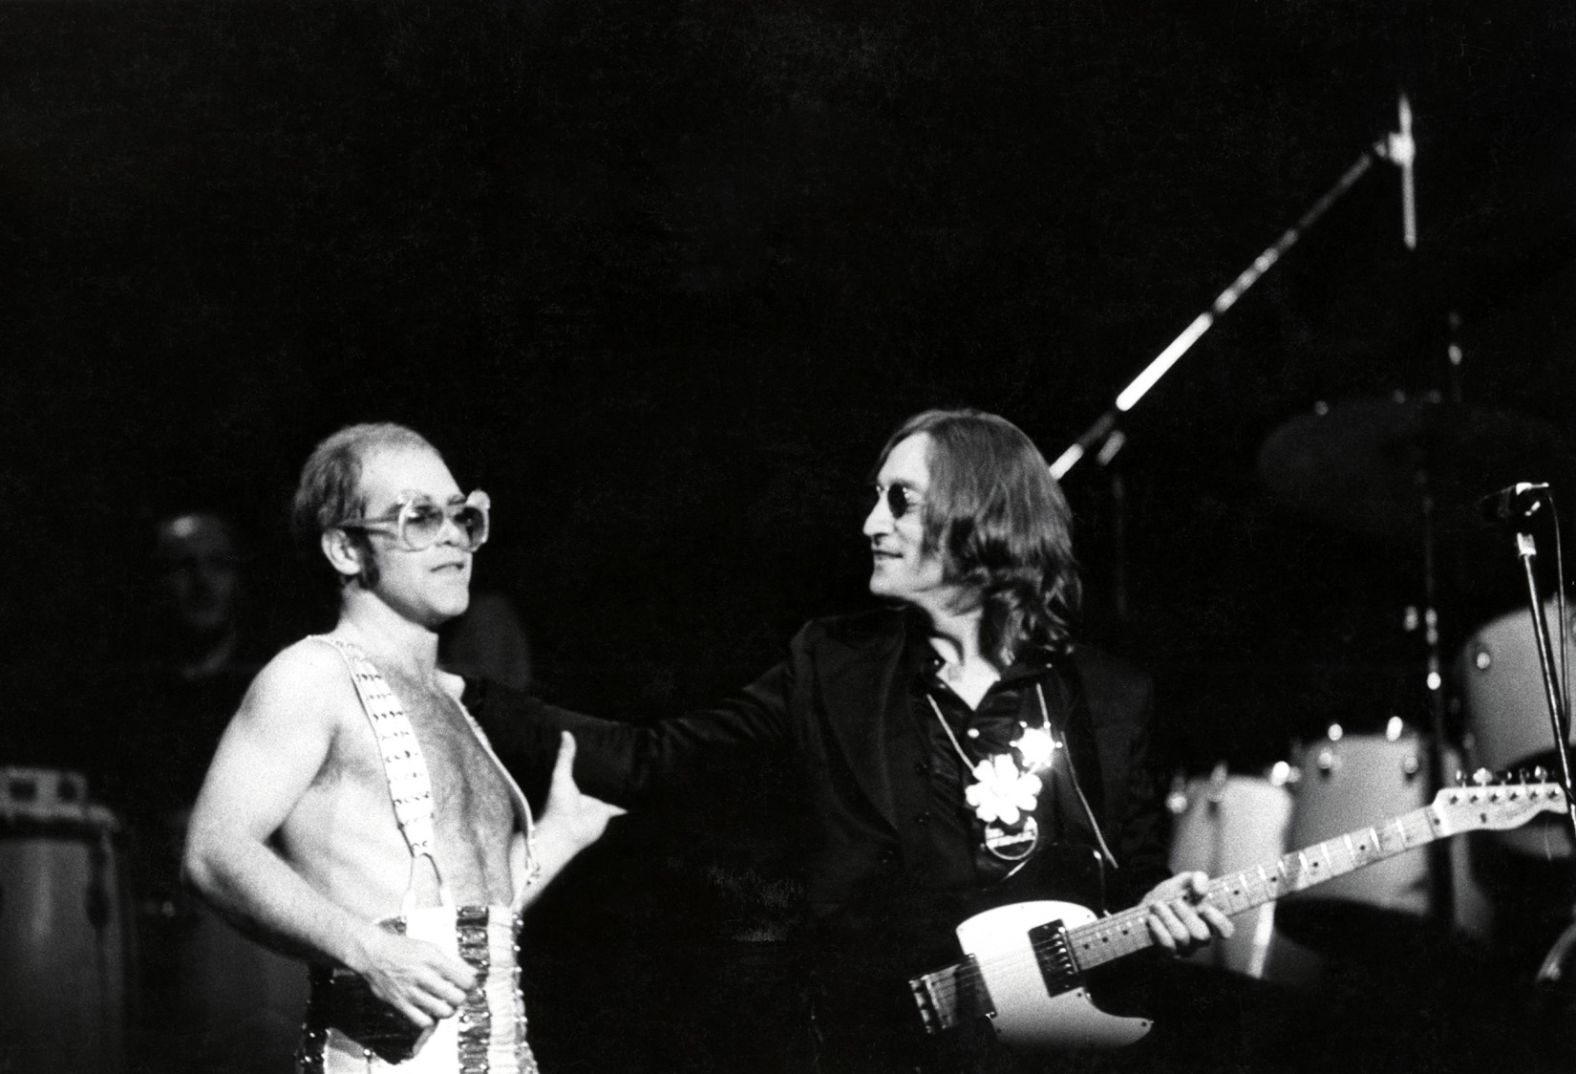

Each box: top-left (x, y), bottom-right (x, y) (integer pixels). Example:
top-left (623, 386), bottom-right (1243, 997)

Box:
top-left (875, 409), bottom-right (1081, 665)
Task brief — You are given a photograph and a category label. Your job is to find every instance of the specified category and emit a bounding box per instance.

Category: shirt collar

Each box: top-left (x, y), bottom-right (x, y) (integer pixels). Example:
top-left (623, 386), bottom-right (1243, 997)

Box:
top-left (899, 611), bottom-right (1058, 687)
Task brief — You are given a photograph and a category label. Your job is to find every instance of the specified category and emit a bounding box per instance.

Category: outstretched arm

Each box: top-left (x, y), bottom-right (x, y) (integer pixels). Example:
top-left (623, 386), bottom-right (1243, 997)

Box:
top-left (466, 657), bottom-right (795, 809)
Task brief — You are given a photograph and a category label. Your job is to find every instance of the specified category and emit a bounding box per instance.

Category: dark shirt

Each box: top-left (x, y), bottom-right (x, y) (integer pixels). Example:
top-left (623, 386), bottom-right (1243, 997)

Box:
top-left (912, 640), bottom-right (1059, 891)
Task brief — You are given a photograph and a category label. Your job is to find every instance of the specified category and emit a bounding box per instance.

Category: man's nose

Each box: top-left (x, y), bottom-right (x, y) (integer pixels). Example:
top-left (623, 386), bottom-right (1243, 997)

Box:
top-left (435, 511), bottom-right (468, 548)
top-left (862, 498), bottom-right (890, 537)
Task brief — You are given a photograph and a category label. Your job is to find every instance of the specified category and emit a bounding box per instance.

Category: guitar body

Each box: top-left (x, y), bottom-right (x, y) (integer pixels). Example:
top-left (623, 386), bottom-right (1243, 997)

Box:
top-left (912, 779), bottom-right (1566, 1061)
top-left (954, 901), bottom-right (1152, 1050)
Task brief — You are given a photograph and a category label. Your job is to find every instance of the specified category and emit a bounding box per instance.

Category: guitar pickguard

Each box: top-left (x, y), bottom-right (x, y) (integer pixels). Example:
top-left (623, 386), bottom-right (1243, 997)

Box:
top-left (954, 901), bottom-right (1152, 1050)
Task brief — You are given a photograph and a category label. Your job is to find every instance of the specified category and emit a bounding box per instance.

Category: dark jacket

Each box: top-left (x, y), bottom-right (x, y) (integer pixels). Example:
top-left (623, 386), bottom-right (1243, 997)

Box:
top-left (467, 607), bottom-right (1170, 1071)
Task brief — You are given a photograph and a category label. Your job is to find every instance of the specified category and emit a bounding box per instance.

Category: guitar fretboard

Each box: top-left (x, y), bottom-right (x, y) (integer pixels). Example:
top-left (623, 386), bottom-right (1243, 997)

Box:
top-left (909, 781), bottom-right (1565, 1038)
top-left (1069, 795), bottom-right (1451, 971)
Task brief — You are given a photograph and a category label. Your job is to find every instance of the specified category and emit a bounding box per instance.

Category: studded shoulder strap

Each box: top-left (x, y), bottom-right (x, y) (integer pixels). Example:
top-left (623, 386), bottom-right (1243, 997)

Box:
top-left (313, 635), bottom-right (450, 911)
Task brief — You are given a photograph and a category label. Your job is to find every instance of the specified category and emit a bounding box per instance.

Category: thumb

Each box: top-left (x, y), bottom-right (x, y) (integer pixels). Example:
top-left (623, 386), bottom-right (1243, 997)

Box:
top-left (552, 731), bottom-right (577, 782)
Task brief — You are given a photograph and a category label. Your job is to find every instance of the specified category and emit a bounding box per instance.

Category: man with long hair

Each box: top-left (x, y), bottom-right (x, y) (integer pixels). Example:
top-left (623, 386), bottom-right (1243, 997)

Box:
top-left (475, 408), bottom-right (1229, 1072)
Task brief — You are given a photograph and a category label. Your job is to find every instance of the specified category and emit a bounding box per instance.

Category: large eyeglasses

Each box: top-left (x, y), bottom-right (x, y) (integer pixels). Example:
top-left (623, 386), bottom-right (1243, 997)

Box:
top-left (871, 482), bottom-right (926, 520)
top-left (337, 489), bottom-right (491, 553)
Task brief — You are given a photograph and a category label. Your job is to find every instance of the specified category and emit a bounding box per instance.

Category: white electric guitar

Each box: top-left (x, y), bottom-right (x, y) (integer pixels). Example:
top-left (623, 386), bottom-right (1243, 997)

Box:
top-left (909, 779), bottom-right (1568, 1052)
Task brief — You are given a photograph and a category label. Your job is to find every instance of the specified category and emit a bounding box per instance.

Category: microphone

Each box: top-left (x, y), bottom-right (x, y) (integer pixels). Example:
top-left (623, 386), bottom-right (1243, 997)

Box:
top-left (1379, 92), bottom-right (1417, 249)
top-left (1477, 482), bottom-right (1550, 524)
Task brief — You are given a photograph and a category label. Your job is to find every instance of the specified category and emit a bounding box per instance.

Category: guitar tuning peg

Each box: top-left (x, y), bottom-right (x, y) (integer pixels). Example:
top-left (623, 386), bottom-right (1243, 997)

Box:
top-left (1453, 769), bottom-right (1466, 786)
top-left (1471, 768), bottom-right (1493, 786)
top-left (1535, 766), bottom-right (1550, 783)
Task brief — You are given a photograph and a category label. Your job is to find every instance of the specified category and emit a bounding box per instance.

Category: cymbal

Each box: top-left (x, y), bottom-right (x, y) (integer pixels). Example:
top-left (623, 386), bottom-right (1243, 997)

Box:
top-left (1258, 394), bottom-right (1567, 545)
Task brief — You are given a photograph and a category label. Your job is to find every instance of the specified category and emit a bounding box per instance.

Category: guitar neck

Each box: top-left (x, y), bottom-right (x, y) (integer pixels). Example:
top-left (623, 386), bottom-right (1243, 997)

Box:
top-left (1067, 799), bottom-right (1448, 972)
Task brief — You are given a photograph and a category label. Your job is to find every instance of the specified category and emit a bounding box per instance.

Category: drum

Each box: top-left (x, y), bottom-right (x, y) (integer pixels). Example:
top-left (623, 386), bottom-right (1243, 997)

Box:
top-left (1276, 728), bottom-right (1491, 954)
top-left (1166, 765), bottom-right (1322, 989)
top-left (144, 808), bottom-right (309, 1073)
top-left (0, 768), bottom-right (132, 1074)
top-left (1457, 603), bottom-right (1576, 858)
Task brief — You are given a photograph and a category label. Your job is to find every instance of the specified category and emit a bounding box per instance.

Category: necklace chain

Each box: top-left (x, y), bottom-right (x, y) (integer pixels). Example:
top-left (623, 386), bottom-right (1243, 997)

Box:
top-left (926, 692), bottom-right (979, 771)
top-left (925, 691), bottom-right (1044, 864)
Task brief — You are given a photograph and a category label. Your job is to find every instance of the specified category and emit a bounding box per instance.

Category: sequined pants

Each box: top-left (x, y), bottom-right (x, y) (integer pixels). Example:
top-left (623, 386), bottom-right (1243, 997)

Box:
top-left (297, 905), bottom-right (536, 1074)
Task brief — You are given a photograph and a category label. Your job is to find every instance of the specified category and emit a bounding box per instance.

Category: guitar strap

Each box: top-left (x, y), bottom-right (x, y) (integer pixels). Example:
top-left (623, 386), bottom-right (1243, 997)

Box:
top-left (1042, 656), bottom-right (1120, 872)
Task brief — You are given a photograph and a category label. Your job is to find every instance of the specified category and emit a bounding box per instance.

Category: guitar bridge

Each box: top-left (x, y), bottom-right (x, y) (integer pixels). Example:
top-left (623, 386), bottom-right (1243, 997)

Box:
top-left (909, 955), bottom-right (992, 1035)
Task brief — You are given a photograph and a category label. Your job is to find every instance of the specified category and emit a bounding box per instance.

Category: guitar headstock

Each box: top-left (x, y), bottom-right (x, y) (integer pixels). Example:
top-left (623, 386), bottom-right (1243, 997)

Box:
top-left (1431, 776), bottom-right (1568, 835)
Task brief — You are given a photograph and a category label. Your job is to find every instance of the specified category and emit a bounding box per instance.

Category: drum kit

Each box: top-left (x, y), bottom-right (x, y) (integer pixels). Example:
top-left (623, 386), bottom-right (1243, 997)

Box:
top-left (0, 768), bottom-right (306, 1074)
top-left (1168, 391), bottom-right (1576, 995)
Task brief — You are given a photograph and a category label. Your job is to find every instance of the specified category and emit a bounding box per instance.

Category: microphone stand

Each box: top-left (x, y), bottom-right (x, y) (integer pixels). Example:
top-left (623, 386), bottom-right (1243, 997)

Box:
top-left (1051, 145), bottom-right (1384, 481)
top-left (1509, 515), bottom-right (1576, 987)
top-left (1052, 95), bottom-right (1415, 480)
top-left (1508, 527), bottom-right (1576, 833)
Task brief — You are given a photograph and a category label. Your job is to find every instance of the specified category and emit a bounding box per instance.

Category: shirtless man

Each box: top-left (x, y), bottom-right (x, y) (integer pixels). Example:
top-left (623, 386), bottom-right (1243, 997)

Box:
top-left (184, 423), bottom-right (620, 1073)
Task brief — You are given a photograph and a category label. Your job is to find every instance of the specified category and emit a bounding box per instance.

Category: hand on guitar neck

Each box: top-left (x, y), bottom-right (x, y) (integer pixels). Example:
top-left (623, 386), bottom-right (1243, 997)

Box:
top-left (910, 776), bottom-right (1568, 1056)
top-left (1135, 870), bottom-right (1235, 958)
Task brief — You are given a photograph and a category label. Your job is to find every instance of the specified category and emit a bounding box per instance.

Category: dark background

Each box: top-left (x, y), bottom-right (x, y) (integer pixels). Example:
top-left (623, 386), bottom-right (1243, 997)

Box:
top-left (3, 0), bottom-right (1575, 1070)
top-left (7, 0), bottom-right (1576, 757)
top-left (5, 0), bottom-right (1575, 762)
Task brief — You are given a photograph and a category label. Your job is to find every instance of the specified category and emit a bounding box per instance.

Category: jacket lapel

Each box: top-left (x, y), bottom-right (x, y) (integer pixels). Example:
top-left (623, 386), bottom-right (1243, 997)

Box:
top-left (1043, 657), bottom-right (1109, 853)
top-left (815, 612), bottom-right (914, 830)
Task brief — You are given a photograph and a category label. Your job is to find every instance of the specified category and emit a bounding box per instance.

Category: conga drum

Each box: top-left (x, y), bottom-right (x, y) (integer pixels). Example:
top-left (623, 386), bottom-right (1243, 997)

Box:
top-left (145, 807), bottom-right (309, 1073)
top-left (1166, 764), bottom-right (1322, 989)
top-left (1276, 726), bottom-right (1492, 955)
top-left (0, 768), bottom-right (133, 1074)
top-left (1457, 603), bottom-right (1576, 859)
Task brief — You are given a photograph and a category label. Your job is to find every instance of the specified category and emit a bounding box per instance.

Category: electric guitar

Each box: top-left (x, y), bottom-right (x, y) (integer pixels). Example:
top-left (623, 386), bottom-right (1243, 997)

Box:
top-left (908, 779), bottom-right (1568, 1052)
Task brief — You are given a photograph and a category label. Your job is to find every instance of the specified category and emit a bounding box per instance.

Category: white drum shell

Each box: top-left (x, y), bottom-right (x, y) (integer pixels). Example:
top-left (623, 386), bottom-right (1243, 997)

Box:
top-left (1277, 736), bottom-right (1492, 949)
top-left (1458, 604), bottom-right (1576, 858)
top-left (1167, 774), bottom-right (1322, 989)
top-left (0, 769), bottom-right (131, 1074)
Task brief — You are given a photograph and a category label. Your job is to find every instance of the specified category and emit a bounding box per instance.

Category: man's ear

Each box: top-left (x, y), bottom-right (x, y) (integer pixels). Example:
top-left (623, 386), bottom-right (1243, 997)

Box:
top-left (321, 528), bottom-right (364, 582)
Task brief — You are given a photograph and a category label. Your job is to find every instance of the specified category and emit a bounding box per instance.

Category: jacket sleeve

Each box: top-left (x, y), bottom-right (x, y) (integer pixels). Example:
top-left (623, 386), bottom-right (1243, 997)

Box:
top-left (1109, 671), bottom-right (1172, 905)
top-left (466, 655), bottom-right (796, 811)
top-left (1075, 650), bottom-right (1172, 908)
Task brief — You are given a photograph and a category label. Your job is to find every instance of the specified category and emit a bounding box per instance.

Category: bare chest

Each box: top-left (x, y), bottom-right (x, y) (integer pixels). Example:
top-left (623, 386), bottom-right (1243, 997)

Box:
top-left (382, 671), bottom-right (516, 839)
top-left (940, 663), bottom-right (1000, 710)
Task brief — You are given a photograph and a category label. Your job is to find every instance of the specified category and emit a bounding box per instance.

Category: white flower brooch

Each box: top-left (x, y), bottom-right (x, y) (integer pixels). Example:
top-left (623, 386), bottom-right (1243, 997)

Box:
top-left (961, 724), bottom-right (1059, 828)
top-left (964, 754), bottom-right (1044, 827)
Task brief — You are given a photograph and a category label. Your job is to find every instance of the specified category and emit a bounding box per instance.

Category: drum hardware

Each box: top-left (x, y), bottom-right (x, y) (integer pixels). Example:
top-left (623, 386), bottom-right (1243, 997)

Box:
top-left (1259, 394), bottom-right (1570, 938)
